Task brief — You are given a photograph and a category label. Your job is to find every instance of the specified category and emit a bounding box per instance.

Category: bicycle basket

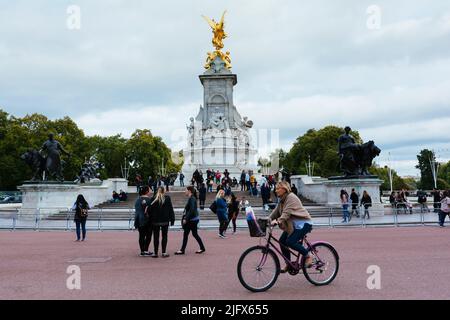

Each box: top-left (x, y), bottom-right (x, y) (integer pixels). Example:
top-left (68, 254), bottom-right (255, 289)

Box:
top-left (245, 206), bottom-right (267, 237)
top-left (247, 217), bottom-right (268, 237)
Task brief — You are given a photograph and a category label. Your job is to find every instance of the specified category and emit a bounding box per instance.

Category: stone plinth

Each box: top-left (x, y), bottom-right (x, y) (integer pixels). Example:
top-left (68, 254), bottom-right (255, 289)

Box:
top-left (18, 183), bottom-right (81, 215)
top-left (291, 175), bottom-right (384, 216)
top-left (17, 178), bottom-right (129, 216)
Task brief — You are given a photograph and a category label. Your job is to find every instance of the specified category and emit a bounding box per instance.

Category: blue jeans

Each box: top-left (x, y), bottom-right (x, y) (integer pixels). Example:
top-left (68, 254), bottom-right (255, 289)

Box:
top-left (279, 224), bottom-right (312, 261)
top-left (342, 204), bottom-right (350, 222)
top-left (75, 220), bottom-right (86, 240)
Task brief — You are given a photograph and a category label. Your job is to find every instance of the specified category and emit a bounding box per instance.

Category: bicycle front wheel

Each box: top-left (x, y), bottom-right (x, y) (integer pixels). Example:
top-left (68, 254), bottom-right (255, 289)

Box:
top-left (237, 245), bottom-right (280, 292)
top-left (303, 242), bottom-right (339, 286)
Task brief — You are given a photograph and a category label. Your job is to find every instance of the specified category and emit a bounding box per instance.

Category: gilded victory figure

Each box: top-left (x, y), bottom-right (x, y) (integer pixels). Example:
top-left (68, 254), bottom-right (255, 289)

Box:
top-left (202, 11), bottom-right (232, 69)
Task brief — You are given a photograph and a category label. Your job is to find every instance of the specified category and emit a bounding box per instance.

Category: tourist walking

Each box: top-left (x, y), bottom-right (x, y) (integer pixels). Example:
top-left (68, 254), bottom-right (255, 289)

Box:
top-left (240, 170), bottom-right (246, 191)
top-left (175, 186), bottom-right (205, 255)
top-left (72, 194), bottom-right (90, 242)
top-left (199, 183), bottom-right (207, 209)
top-left (207, 178), bottom-right (213, 193)
top-left (260, 182), bottom-right (271, 209)
top-left (211, 189), bottom-right (229, 238)
top-left (149, 187), bottom-right (175, 258)
top-left (340, 189), bottom-right (350, 223)
top-left (360, 190), bottom-right (372, 219)
top-left (432, 188), bottom-right (442, 213)
top-left (227, 193), bottom-right (239, 234)
top-left (134, 186), bottom-right (153, 256)
top-left (438, 190), bottom-right (450, 227)
top-left (179, 172), bottom-right (185, 187)
top-left (135, 174), bottom-right (143, 193)
top-left (350, 188), bottom-right (360, 218)
top-left (245, 171), bottom-right (251, 191)
top-left (417, 190), bottom-right (430, 213)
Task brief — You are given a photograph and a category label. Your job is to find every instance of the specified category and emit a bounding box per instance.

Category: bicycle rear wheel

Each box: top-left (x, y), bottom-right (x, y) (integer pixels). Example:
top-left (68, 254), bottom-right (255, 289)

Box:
top-left (237, 245), bottom-right (280, 292)
top-left (302, 242), bottom-right (339, 286)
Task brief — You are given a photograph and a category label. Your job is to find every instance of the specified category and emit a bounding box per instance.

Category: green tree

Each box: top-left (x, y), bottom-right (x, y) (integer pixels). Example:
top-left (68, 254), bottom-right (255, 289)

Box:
top-left (438, 161), bottom-right (450, 189)
top-left (284, 126), bottom-right (362, 177)
top-left (369, 165), bottom-right (412, 191)
top-left (86, 135), bottom-right (128, 179)
top-left (0, 111), bottom-right (89, 189)
top-left (126, 129), bottom-right (182, 183)
top-left (416, 149), bottom-right (437, 190)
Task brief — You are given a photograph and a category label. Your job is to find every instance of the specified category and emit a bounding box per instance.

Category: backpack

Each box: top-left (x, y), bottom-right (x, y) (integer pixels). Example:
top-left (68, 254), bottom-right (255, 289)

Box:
top-left (79, 204), bottom-right (88, 218)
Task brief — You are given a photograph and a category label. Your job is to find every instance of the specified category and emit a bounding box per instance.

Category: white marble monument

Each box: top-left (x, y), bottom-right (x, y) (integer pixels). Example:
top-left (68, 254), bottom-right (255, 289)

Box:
top-left (182, 56), bottom-right (258, 180)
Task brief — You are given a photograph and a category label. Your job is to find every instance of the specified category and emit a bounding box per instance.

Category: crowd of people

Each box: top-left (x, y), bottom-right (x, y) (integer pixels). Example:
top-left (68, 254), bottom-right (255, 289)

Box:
top-left (340, 189), bottom-right (372, 223)
top-left (109, 190), bottom-right (128, 203)
top-left (70, 178), bottom-right (450, 251)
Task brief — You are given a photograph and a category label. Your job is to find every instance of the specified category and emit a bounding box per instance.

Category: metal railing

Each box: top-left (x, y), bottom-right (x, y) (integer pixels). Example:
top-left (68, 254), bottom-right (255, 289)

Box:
top-left (0, 202), bottom-right (446, 231)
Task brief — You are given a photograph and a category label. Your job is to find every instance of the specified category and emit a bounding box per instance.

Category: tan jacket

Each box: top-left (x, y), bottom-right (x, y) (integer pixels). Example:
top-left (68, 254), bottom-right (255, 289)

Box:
top-left (269, 192), bottom-right (312, 235)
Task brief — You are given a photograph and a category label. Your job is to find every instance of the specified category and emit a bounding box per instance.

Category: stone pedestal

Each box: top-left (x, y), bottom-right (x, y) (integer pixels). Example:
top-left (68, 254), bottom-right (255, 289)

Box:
top-left (17, 178), bottom-right (129, 216)
top-left (18, 183), bottom-right (81, 216)
top-left (291, 175), bottom-right (384, 215)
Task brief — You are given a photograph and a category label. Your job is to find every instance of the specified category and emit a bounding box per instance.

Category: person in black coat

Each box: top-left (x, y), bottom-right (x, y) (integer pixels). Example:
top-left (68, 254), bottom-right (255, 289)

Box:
top-left (350, 189), bottom-right (360, 218)
top-left (198, 183), bottom-right (207, 210)
top-left (134, 186), bottom-right (153, 256)
top-left (72, 194), bottom-right (90, 242)
top-left (260, 183), bottom-right (271, 207)
top-left (149, 187), bottom-right (175, 258)
top-left (360, 190), bottom-right (372, 219)
top-left (175, 186), bottom-right (205, 255)
top-left (227, 193), bottom-right (239, 234)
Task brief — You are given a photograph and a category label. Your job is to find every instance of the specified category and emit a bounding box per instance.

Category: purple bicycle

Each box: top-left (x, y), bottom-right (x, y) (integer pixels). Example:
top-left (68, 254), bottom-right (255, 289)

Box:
top-left (237, 218), bottom-right (339, 292)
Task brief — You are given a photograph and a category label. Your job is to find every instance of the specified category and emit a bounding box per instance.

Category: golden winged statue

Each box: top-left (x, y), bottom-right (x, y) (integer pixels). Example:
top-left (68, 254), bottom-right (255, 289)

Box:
top-left (202, 10), bottom-right (227, 51)
top-left (202, 11), bottom-right (232, 70)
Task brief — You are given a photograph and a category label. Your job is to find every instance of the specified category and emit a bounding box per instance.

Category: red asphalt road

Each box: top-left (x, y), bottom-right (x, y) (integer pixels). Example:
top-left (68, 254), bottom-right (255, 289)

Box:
top-left (0, 227), bottom-right (449, 300)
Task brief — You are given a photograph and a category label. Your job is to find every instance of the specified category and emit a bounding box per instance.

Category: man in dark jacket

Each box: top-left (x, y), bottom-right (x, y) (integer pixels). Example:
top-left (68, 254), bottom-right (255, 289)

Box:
top-left (261, 183), bottom-right (271, 208)
top-left (198, 183), bottom-right (207, 210)
top-left (350, 189), bottom-right (360, 218)
top-left (432, 189), bottom-right (442, 213)
top-left (134, 186), bottom-right (153, 256)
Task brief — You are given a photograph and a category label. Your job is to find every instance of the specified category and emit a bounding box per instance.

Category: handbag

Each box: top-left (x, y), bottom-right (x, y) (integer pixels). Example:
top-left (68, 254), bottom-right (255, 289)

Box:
top-left (209, 201), bottom-right (217, 214)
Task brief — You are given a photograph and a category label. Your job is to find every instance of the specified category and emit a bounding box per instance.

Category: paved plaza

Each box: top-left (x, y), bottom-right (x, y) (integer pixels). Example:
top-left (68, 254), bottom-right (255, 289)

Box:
top-left (1, 226), bottom-right (449, 300)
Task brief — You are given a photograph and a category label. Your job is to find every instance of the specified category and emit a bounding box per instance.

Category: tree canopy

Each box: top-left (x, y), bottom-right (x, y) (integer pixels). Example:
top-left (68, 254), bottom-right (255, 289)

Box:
top-left (283, 126), bottom-right (363, 177)
top-left (0, 109), bottom-right (182, 190)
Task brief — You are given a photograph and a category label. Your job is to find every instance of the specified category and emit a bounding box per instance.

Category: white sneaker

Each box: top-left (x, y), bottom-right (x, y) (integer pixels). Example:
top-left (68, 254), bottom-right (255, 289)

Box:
top-left (219, 234), bottom-right (226, 239)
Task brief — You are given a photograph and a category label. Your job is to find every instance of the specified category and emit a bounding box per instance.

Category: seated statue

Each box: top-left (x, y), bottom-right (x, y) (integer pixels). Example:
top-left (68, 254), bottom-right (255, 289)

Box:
top-left (338, 126), bottom-right (381, 177)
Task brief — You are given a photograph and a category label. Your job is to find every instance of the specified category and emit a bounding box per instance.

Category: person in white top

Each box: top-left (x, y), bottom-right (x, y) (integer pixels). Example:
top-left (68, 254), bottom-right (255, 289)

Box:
top-left (439, 190), bottom-right (450, 227)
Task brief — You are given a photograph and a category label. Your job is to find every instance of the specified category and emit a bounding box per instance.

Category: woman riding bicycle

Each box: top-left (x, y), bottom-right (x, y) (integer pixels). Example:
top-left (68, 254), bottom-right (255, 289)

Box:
top-left (269, 181), bottom-right (314, 273)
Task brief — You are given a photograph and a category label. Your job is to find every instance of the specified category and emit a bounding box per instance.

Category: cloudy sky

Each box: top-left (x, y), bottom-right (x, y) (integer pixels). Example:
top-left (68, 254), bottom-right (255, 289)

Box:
top-left (1, 0), bottom-right (450, 176)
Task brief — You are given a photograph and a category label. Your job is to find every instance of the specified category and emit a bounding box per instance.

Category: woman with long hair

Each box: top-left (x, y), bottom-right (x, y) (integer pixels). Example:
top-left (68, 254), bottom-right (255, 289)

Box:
top-left (214, 189), bottom-right (229, 238)
top-left (149, 187), bottom-right (175, 258)
top-left (72, 194), bottom-right (90, 242)
top-left (227, 193), bottom-right (239, 234)
top-left (175, 186), bottom-right (206, 255)
top-left (360, 190), bottom-right (372, 219)
top-left (340, 189), bottom-right (350, 223)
